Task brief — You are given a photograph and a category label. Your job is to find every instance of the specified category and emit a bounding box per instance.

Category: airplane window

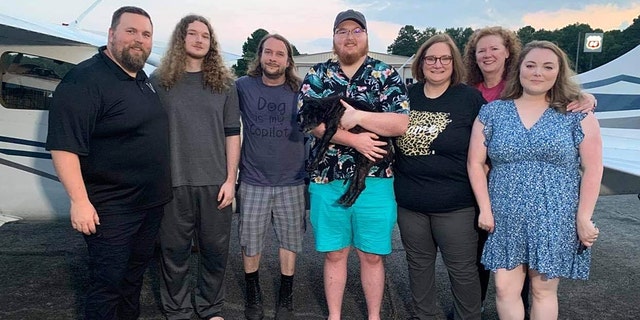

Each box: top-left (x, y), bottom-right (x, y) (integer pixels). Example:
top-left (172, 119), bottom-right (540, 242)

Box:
top-left (1, 52), bottom-right (75, 110)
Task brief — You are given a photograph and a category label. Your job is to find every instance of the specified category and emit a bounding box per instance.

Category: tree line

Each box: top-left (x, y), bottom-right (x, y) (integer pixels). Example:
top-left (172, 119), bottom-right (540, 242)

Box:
top-left (387, 15), bottom-right (640, 74)
top-left (233, 15), bottom-right (640, 77)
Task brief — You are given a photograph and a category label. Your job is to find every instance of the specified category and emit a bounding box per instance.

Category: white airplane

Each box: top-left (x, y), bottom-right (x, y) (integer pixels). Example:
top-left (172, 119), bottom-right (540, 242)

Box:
top-left (0, 4), bottom-right (163, 225)
top-left (575, 45), bottom-right (640, 180)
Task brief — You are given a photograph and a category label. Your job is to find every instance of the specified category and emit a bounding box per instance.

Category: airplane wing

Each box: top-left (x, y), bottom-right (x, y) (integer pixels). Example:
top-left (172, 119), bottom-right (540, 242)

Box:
top-left (577, 45), bottom-right (640, 178)
top-left (0, 13), bottom-right (105, 47)
top-left (0, 13), bottom-right (163, 66)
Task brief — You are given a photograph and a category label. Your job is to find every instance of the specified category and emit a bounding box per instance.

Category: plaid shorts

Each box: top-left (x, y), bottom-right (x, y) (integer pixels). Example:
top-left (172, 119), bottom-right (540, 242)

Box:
top-left (238, 183), bottom-right (306, 256)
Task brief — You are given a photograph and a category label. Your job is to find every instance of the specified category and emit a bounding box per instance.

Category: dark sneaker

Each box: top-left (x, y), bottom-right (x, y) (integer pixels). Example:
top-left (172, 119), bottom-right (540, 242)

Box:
top-left (275, 292), bottom-right (294, 320)
top-left (245, 303), bottom-right (263, 320)
top-left (275, 306), bottom-right (294, 320)
top-left (244, 279), bottom-right (263, 320)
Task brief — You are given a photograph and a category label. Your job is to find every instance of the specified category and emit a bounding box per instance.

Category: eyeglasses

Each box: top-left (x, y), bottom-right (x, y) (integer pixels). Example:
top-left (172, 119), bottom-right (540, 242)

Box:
top-left (423, 55), bottom-right (453, 65)
top-left (334, 28), bottom-right (366, 37)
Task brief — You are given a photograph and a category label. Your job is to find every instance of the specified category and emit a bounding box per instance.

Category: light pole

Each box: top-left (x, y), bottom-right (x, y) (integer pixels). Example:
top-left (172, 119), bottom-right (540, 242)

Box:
top-left (575, 32), bottom-right (581, 73)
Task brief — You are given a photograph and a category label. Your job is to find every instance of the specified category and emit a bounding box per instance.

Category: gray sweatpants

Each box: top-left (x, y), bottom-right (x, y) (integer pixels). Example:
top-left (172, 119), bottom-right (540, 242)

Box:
top-left (159, 185), bottom-right (232, 320)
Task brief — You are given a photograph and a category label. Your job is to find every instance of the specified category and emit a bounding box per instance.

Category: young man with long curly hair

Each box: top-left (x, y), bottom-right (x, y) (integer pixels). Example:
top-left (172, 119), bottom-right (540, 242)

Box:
top-left (150, 15), bottom-right (241, 320)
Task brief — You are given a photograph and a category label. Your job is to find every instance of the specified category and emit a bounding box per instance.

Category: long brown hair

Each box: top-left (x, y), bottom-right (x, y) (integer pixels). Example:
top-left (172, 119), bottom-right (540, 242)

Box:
top-left (155, 15), bottom-right (234, 92)
top-left (247, 34), bottom-right (301, 92)
top-left (411, 33), bottom-right (465, 85)
top-left (502, 40), bottom-right (581, 112)
top-left (463, 26), bottom-right (521, 86)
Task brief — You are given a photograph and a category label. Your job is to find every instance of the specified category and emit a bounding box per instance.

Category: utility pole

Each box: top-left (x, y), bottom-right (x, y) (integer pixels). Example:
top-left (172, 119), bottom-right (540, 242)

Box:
top-left (575, 32), bottom-right (581, 73)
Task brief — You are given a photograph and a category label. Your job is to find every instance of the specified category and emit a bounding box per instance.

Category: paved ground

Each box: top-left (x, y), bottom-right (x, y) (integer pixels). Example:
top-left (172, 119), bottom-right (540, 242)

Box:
top-left (0, 193), bottom-right (638, 320)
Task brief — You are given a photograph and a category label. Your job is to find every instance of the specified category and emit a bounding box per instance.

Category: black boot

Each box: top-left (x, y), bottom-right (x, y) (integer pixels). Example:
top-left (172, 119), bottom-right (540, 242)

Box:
top-left (275, 274), bottom-right (294, 320)
top-left (244, 271), bottom-right (264, 320)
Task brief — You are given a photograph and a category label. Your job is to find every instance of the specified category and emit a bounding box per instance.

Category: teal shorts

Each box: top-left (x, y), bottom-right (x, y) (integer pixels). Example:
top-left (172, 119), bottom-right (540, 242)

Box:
top-left (308, 177), bottom-right (397, 255)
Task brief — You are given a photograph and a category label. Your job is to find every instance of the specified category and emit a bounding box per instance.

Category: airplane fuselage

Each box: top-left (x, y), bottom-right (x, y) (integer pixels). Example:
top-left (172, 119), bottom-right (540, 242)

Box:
top-left (1, 45), bottom-right (99, 220)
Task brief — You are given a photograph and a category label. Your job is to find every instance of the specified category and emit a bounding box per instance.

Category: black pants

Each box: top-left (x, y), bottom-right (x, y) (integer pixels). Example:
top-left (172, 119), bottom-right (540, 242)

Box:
top-left (159, 185), bottom-right (232, 320)
top-left (83, 205), bottom-right (164, 320)
top-left (397, 206), bottom-right (481, 320)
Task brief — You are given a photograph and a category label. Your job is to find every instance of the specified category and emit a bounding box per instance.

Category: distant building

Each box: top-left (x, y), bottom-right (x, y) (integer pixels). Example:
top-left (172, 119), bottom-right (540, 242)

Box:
top-left (294, 51), bottom-right (416, 86)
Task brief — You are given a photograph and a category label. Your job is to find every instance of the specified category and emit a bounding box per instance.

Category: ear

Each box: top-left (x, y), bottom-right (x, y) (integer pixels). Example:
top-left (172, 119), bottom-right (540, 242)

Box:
top-left (303, 96), bottom-right (320, 108)
top-left (108, 28), bottom-right (115, 42)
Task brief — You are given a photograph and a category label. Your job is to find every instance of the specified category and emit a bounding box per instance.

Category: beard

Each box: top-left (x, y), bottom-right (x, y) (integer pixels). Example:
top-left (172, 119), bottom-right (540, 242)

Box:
top-left (261, 62), bottom-right (286, 80)
top-left (111, 41), bottom-right (150, 72)
top-left (333, 41), bottom-right (368, 66)
top-left (186, 47), bottom-right (209, 60)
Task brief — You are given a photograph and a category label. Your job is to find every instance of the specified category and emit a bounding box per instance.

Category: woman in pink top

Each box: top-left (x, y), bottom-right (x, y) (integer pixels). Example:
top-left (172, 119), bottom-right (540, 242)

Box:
top-left (464, 27), bottom-right (519, 103)
top-left (462, 26), bottom-right (596, 316)
top-left (464, 26), bottom-right (596, 109)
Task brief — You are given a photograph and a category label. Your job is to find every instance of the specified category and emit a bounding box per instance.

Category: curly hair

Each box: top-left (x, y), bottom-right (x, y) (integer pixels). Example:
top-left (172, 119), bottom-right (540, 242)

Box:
top-left (411, 33), bottom-right (465, 85)
top-left (154, 15), bottom-right (234, 92)
top-left (502, 40), bottom-right (581, 113)
top-left (463, 26), bottom-right (521, 86)
top-left (247, 34), bottom-right (301, 92)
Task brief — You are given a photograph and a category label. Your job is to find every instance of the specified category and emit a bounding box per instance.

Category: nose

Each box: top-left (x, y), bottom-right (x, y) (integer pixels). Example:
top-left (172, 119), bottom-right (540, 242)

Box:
top-left (134, 32), bottom-right (146, 43)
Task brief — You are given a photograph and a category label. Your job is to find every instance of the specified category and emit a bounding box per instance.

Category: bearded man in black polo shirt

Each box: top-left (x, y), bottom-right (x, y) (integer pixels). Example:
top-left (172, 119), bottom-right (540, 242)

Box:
top-left (46, 6), bottom-right (171, 320)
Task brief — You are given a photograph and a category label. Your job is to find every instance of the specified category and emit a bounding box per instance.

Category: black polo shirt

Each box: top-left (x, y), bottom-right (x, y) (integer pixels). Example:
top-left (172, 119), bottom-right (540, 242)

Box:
top-left (46, 46), bottom-right (171, 214)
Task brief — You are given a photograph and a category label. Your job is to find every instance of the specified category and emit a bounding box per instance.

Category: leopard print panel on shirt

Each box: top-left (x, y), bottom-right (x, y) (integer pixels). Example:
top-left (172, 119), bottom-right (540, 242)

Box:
top-left (396, 110), bottom-right (452, 156)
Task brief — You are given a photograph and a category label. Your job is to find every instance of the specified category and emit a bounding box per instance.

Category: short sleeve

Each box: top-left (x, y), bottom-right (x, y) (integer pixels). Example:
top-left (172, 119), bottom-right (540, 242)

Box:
top-left (477, 102), bottom-right (494, 147)
top-left (379, 65), bottom-right (410, 115)
top-left (296, 63), bottom-right (326, 129)
top-left (45, 80), bottom-right (99, 155)
top-left (570, 112), bottom-right (588, 148)
top-left (223, 82), bottom-right (241, 136)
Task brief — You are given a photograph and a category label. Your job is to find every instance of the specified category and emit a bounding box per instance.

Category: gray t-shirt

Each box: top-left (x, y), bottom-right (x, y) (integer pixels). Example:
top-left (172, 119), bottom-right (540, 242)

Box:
top-left (236, 76), bottom-right (305, 186)
top-left (151, 71), bottom-right (241, 187)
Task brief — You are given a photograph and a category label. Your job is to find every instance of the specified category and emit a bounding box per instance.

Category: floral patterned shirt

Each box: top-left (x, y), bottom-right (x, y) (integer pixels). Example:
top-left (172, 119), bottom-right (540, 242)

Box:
top-left (297, 56), bottom-right (410, 183)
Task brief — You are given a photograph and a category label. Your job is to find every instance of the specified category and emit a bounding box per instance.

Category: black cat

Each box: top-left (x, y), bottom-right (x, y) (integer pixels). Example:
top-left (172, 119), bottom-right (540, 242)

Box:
top-left (298, 96), bottom-right (393, 207)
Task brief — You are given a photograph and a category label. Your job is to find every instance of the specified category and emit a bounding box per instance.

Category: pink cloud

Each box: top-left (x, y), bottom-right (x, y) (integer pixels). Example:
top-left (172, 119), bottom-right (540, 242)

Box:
top-left (521, 3), bottom-right (640, 31)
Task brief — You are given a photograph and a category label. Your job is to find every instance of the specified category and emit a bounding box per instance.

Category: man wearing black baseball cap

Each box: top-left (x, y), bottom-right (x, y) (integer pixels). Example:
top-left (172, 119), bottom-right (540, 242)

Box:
top-left (333, 9), bottom-right (367, 30)
top-left (297, 8), bottom-right (410, 320)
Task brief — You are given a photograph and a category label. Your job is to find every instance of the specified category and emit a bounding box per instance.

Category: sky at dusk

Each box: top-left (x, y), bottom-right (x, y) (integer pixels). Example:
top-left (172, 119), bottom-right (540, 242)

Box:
top-left (1, 0), bottom-right (638, 59)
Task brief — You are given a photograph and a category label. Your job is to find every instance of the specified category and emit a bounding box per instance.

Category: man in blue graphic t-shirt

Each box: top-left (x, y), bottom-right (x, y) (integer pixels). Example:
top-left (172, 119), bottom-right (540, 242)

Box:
top-left (236, 33), bottom-right (306, 320)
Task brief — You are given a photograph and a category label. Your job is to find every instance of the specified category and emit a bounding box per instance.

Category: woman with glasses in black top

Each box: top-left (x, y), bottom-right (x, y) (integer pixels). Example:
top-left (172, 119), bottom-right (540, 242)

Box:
top-left (394, 33), bottom-right (485, 320)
